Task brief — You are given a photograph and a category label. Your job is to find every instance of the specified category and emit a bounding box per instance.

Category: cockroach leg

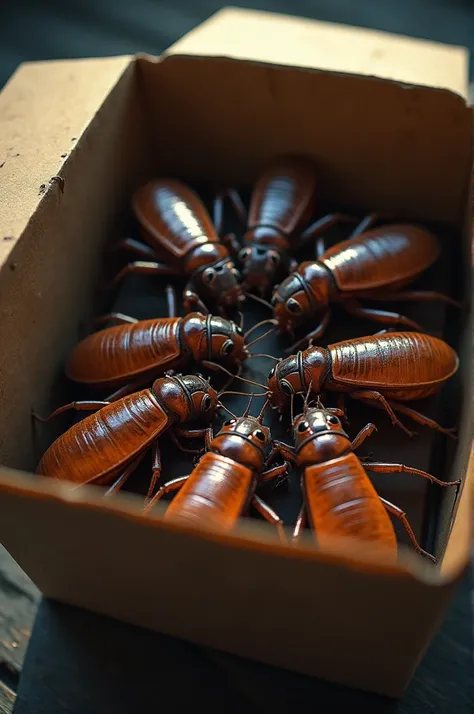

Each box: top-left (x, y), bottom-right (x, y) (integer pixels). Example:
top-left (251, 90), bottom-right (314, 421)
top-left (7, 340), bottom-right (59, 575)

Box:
top-left (251, 494), bottom-right (286, 543)
top-left (214, 187), bottom-right (247, 227)
top-left (382, 400), bottom-right (458, 440)
top-left (104, 451), bottom-right (148, 496)
top-left (222, 233), bottom-right (241, 255)
top-left (260, 461), bottom-right (289, 484)
top-left (105, 379), bottom-right (148, 403)
top-left (107, 261), bottom-right (179, 290)
top-left (110, 237), bottom-right (158, 260)
top-left (166, 284), bottom-right (178, 318)
top-left (284, 311), bottom-right (331, 354)
top-left (292, 506), bottom-right (306, 541)
top-left (32, 400), bottom-right (110, 423)
top-left (344, 300), bottom-right (424, 332)
top-left (92, 312), bottom-right (139, 327)
top-left (145, 475), bottom-right (190, 513)
top-left (379, 497), bottom-right (436, 563)
top-left (350, 423), bottom-right (377, 451)
top-left (297, 213), bottom-right (357, 248)
top-left (348, 213), bottom-right (378, 239)
top-left (174, 426), bottom-right (214, 450)
top-left (183, 285), bottom-right (209, 315)
top-left (349, 390), bottom-right (416, 438)
top-left (169, 430), bottom-right (202, 455)
top-left (272, 440), bottom-right (297, 465)
top-left (366, 290), bottom-right (462, 309)
top-left (364, 462), bottom-right (461, 488)
top-left (147, 440), bottom-right (162, 498)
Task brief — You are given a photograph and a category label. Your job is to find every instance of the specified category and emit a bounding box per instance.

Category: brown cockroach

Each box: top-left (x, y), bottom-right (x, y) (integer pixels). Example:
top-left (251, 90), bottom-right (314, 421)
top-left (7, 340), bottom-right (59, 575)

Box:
top-left (66, 299), bottom-right (249, 399)
top-left (145, 396), bottom-right (289, 541)
top-left (35, 374), bottom-right (219, 498)
top-left (271, 222), bottom-right (461, 350)
top-left (217, 154), bottom-right (358, 297)
top-left (266, 331), bottom-right (459, 438)
top-left (110, 179), bottom-right (245, 315)
top-left (281, 401), bottom-right (460, 562)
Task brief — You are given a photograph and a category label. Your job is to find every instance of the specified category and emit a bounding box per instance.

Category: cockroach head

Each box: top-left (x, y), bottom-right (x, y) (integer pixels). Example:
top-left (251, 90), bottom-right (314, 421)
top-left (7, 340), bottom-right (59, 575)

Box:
top-left (271, 262), bottom-right (331, 331)
top-left (239, 245), bottom-right (286, 298)
top-left (153, 373), bottom-right (218, 423)
top-left (206, 315), bottom-right (247, 364)
top-left (267, 347), bottom-right (327, 411)
top-left (189, 244), bottom-right (244, 310)
top-left (292, 407), bottom-right (350, 463)
top-left (215, 415), bottom-right (272, 470)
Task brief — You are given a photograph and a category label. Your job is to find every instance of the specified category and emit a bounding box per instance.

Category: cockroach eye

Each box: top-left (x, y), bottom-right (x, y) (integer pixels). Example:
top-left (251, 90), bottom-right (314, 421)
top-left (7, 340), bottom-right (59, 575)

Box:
top-left (235, 326), bottom-right (243, 336)
top-left (253, 429), bottom-right (265, 442)
top-left (221, 340), bottom-right (234, 356)
top-left (268, 251), bottom-right (280, 265)
top-left (280, 380), bottom-right (294, 395)
top-left (269, 366), bottom-right (276, 378)
top-left (203, 268), bottom-right (216, 284)
top-left (286, 298), bottom-right (302, 314)
top-left (202, 394), bottom-right (212, 411)
top-left (224, 419), bottom-right (236, 426)
top-left (297, 421), bottom-right (309, 433)
top-left (328, 415), bottom-right (340, 426)
top-left (238, 248), bottom-right (251, 262)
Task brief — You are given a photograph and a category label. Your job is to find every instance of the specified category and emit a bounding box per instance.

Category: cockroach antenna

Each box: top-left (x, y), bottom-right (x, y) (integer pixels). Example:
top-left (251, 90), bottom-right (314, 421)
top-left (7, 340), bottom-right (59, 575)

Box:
top-left (245, 327), bottom-right (276, 349)
top-left (243, 393), bottom-right (255, 418)
top-left (304, 380), bottom-right (314, 413)
top-left (217, 401), bottom-right (238, 420)
top-left (246, 353), bottom-right (281, 362)
top-left (244, 318), bottom-right (278, 341)
top-left (202, 361), bottom-right (267, 391)
top-left (244, 292), bottom-right (273, 311)
top-left (256, 398), bottom-right (271, 423)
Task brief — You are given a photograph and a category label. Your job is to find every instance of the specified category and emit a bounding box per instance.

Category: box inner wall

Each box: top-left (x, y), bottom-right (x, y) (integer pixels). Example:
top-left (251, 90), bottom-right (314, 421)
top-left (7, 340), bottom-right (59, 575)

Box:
top-left (2, 55), bottom-right (470, 564)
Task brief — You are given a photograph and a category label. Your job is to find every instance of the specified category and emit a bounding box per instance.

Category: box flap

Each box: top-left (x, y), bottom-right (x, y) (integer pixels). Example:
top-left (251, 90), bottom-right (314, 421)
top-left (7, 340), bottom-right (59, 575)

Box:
top-left (0, 56), bottom-right (133, 269)
top-left (167, 7), bottom-right (469, 99)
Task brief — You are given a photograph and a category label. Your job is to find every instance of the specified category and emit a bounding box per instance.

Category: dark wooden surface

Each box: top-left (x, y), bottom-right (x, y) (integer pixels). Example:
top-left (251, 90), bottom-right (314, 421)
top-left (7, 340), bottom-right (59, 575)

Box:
top-left (0, 548), bottom-right (39, 713)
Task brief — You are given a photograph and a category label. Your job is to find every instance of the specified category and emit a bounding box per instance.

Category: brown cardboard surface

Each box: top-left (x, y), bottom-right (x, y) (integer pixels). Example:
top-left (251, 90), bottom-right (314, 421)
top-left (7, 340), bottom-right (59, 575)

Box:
top-left (0, 56), bottom-right (133, 269)
top-left (0, 8), bottom-right (472, 697)
top-left (0, 469), bottom-right (463, 698)
top-left (167, 7), bottom-right (469, 99)
top-left (0, 56), bottom-right (149, 470)
top-left (139, 55), bottom-right (471, 227)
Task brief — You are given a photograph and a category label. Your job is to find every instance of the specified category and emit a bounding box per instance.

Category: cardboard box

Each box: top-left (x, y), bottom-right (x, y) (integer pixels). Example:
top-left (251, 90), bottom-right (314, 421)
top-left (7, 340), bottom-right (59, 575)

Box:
top-left (0, 8), bottom-right (472, 698)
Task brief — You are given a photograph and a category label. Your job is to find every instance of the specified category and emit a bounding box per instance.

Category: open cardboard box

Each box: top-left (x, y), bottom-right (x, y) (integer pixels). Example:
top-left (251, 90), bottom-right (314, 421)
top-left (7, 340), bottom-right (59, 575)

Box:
top-left (0, 7), bottom-right (472, 698)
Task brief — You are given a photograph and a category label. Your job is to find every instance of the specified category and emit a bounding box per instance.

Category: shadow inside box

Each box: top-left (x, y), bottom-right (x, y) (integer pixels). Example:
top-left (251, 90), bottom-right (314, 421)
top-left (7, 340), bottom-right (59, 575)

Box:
top-left (15, 561), bottom-right (473, 714)
top-left (39, 178), bottom-right (466, 561)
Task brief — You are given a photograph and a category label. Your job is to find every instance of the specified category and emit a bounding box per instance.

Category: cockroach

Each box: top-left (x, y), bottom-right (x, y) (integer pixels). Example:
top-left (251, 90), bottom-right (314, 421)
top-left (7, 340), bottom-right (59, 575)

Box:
top-left (67, 299), bottom-right (248, 399)
top-left (283, 402), bottom-right (460, 562)
top-left (271, 222), bottom-right (461, 349)
top-left (110, 179), bottom-right (244, 315)
top-left (34, 374), bottom-right (219, 498)
top-left (218, 154), bottom-right (357, 297)
top-left (266, 331), bottom-right (459, 438)
top-left (145, 397), bottom-right (289, 541)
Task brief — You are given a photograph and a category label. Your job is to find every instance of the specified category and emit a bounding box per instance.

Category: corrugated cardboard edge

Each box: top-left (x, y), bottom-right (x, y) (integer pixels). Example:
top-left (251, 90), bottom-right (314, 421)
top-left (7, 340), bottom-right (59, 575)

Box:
top-left (0, 55), bottom-right (133, 270)
top-left (166, 7), bottom-right (469, 99)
